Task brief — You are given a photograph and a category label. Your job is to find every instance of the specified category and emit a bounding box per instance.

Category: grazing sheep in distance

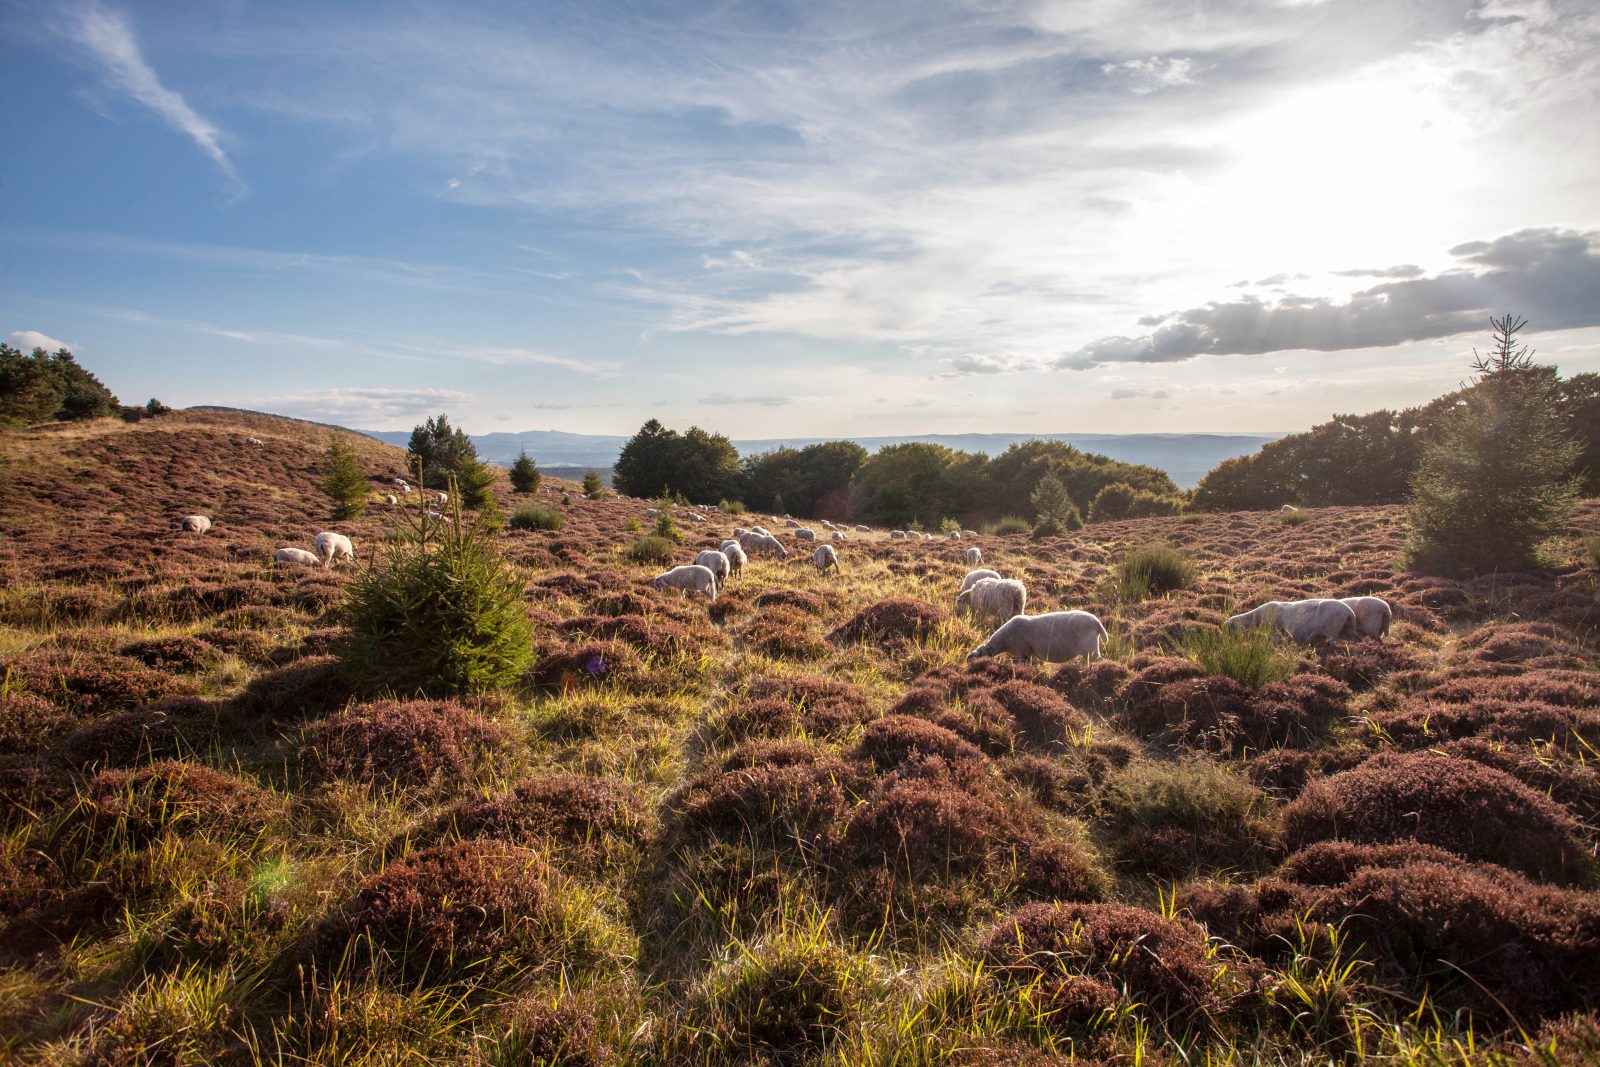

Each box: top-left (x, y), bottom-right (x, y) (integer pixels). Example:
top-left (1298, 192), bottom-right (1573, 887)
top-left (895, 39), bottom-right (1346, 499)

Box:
top-left (732, 527), bottom-right (748, 538)
top-left (652, 564), bottom-right (718, 602)
top-left (694, 549), bottom-right (730, 582)
top-left (686, 512), bottom-right (706, 522)
top-left (645, 508), bottom-right (659, 518)
top-left (949, 531), bottom-right (962, 540)
top-left (969, 611), bottom-right (1108, 664)
top-left (246, 436), bottom-right (263, 446)
top-left (785, 519), bottom-right (801, 528)
top-left (384, 494), bottom-right (398, 505)
top-left (393, 477), bottom-right (409, 490)
top-left (750, 525), bottom-right (772, 536)
top-left (959, 568), bottom-right (1001, 594)
top-left (1225, 599), bottom-right (1358, 645)
top-left (965, 546), bottom-right (982, 566)
top-left (890, 530), bottom-right (907, 540)
top-left (956, 577), bottom-right (1026, 625)
top-left (720, 540), bottom-right (748, 577)
top-left (1340, 596), bottom-right (1393, 640)
top-left (855, 524), bottom-right (870, 532)
top-left (314, 532), bottom-right (355, 567)
top-left (1281, 504), bottom-right (1298, 513)
top-left (832, 530), bottom-right (847, 541)
top-left (737, 531), bottom-right (789, 560)
top-left (795, 528), bottom-right (816, 541)
top-left (275, 547), bottom-right (320, 567)
top-left (813, 544), bottom-right (839, 573)
top-left (962, 529), bottom-right (978, 537)
top-left (180, 515), bottom-right (211, 534)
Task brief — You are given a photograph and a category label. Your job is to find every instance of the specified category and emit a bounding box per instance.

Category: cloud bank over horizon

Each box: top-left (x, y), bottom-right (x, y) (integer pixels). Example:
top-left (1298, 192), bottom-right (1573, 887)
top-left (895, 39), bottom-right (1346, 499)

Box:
top-left (1, 0), bottom-right (1597, 435)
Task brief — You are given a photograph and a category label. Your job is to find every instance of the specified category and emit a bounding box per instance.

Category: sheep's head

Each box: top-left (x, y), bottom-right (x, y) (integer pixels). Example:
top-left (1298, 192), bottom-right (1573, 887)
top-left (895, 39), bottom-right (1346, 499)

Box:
top-left (966, 643), bottom-right (992, 663)
top-left (955, 590), bottom-right (971, 612)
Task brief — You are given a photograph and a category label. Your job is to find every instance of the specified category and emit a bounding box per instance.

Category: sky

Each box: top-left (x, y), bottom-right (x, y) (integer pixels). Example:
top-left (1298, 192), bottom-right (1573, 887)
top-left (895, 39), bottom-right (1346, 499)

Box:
top-left (2, 0), bottom-right (1598, 437)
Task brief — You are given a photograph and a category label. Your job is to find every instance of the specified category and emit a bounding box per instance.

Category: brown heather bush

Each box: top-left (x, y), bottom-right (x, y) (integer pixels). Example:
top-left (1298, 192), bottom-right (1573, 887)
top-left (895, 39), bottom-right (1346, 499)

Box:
top-left (55, 696), bottom-right (217, 769)
top-left (1098, 757), bottom-right (1280, 878)
top-left (559, 612), bottom-right (692, 656)
top-left (742, 604), bottom-right (834, 660)
top-left (0, 648), bottom-right (190, 717)
top-left (497, 996), bottom-right (615, 1067)
top-left (530, 640), bottom-right (656, 693)
top-left (1117, 667), bottom-right (1350, 753)
top-left (438, 773), bottom-right (649, 868)
top-left (890, 663), bottom-right (1090, 753)
top-left (828, 597), bottom-right (949, 646)
top-left (316, 839), bottom-right (618, 986)
top-left (116, 634), bottom-right (220, 673)
top-left (237, 655), bottom-right (352, 718)
top-left (0, 692), bottom-right (62, 756)
top-left (1450, 621), bottom-right (1594, 673)
top-left (1371, 694), bottom-right (1598, 750)
top-left (304, 698), bottom-right (511, 790)
top-left (1050, 658), bottom-right (1133, 712)
top-left (753, 589), bottom-right (829, 613)
top-left (1242, 745), bottom-right (1367, 800)
top-left (1275, 839), bottom-right (1471, 886)
top-left (81, 760), bottom-right (277, 846)
top-left (980, 902), bottom-right (1234, 1027)
top-left (1282, 751), bottom-right (1595, 885)
top-left (857, 715), bottom-right (987, 772)
top-left (1315, 640), bottom-right (1425, 690)
top-left (679, 741), bottom-right (857, 849)
top-left (735, 674), bottom-right (877, 739)
top-left (1438, 738), bottom-right (1600, 825)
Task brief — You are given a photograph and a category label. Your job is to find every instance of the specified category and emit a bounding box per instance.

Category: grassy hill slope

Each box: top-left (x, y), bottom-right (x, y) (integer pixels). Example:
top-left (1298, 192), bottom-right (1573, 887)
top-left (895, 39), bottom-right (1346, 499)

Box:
top-left (2, 410), bottom-right (1599, 1064)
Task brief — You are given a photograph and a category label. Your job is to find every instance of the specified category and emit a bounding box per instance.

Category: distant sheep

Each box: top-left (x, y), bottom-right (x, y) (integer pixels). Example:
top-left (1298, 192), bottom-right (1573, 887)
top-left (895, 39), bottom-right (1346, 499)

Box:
top-left (738, 531), bottom-right (789, 559)
top-left (968, 611), bottom-right (1108, 664)
top-left (652, 564), bottom-right (717, 601)
top-left (832, 530), bottom-right (847, 541)
top-left (962, 529), bottom-right (978, 537)
top-left (645, 508), bottom-right (659, 518)
top-left (959, 568), bottom-right (1002, 594)
top-left (1281, 504), bottom-right (1299, 513)
top-left (393, 478), bottom-right (409, 490)
top-left (855, 524), bottom-right (870, 532)
top-left (785, 519), bottom-right (802, 528)
top-left (695, 549), bottom-right (731, 582)
top-left (812, 544), bottom-right (839, 573)
top-left (313, 531), bottom-right (355, 567)
top-left (890, 530), bottom-right (907, 540)
top-left (720, 540), bottom-right (748, 577)
top-left (795, 528), bottom-right (816, 541)
top-left (686, 512), bottom-right (706, 522)
top-left (732, 527), bottom-right (748, 538)
top-left (246, 436), bottom-right (263, 446)
top-left (275, 547), bottom-right (320, 568)
top-left (965, 546), bottom-right (982, 566)
top-left (751, 526), bottom-right (772, 536)
top-left (180, 515), bottom-right (211, 534)
top-left (426, 510), bottom-right (452, 524)
top-left (1340, 595), bottom-right (1393, 640)
top-left (955, 577), bottom-right (1026, 625)
top-left (384, 494), bottom-right (398, 505)
top-left (949, 531), bottom-right (962, 540)
top-left (1224, 599), bottom-right (1358, 645)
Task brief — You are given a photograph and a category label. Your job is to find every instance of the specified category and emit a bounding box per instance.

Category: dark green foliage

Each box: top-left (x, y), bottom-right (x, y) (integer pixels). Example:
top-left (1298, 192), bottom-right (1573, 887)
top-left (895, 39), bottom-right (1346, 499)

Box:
top-left (322, 434), bottom-right (369, 521)
top-left (1407, 317), bottom-right (1581, 575)
top-left (1088, 481), bottom-right (1184, 522)
top-left (1111, 544), bottom-right (1195, 600)
top-left (624, 535), bottom-right (675, 566)
top-left (613, 419), bottom-right (741, 503)
top-left (1029, 471), bottom-right (1082, 536)
top-left (582, 470), bottom-right (605, 499)
top-left (509, 505), bottom-right (563, 531)
top-left (1185, 626), bottom-right (1299, 687)
top-left (652, 502), bottom-right (683, 543)
top-left (455, 454), bottom-right (499, 509)
top-left (0, 344), bottom-right (120, 424)
top-left (407, 413), bottom-right (481, 491)
top-left (1099, 757), bottom-right (1279, 877)
top-left (509, 449), bottom-right (541, 493)
top-left (739, 440), bottom-right (868, 518)
top-left (980, 438), bottom-right (1179, 522)
top-left (985, 515), bottom-right (1031, 536)
top-left (718, 498), bottom-right (747, 515)
top-left (340, 503), bottom-right (535, 696)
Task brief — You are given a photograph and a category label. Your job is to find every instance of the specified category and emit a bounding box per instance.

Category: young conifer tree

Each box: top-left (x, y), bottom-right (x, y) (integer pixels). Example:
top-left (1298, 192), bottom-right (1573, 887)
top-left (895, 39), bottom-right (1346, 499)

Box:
top-left (323, 434), bottom-right (370, 520)
top-left (510, 449), bottom-right (541, 493)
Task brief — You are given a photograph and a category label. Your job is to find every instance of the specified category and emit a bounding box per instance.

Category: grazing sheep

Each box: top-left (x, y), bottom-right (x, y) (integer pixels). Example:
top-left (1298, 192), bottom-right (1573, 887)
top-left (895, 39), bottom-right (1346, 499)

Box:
top-left (645, 508), bottom-right (659, 518)
top-left (955, 577), bottom-right (1026, 625)
top-left (949, 531), bottom-right (962, 540)
top-left (750, 525), bottom-right (772, 536)
top-left (720, 540), bottom-right (748, 577)
top-left (246, 436), bottom-right (263, 446)
top-left (426, 510), bottom-right (452, 524)
top-left (962, 529), bottom-right (979, 537)
top-left (922, 533), bottom-right (935, 542)
top-left (737, 531), bottom-right (789, 559)
top-left (795, 528), bottom-right (816, 541)
top-left (813, 544), bottom-right (840, 573)
top-left (855, 524), bottom-right (870, 532)
top-left (1339, 596), bottom-right (1393, 640)
top-left (180, 515), bottom-right (211, 534)
top-left (313, 531), bottom-right (355, 567)
top-left (959, 568), bottom-right (1002, 594)
top-left (968, 611), bottom-right (1108, 664)
top-left (438, 491), bottom-right (450, 504)
top-left (695, 549), bottom-right (731, 582)
top-left (890, 530), bottom-right (907, 540)
top-left (732, 527), bottom-right (748, 538)
top-left (785, 519), bottom-right (802, 528)
top-left (1224, 599), bottom-right (1359, 645)
top-left (965, 546), bottom-right (983, 566)
top-left (687, 512), bottom-right (706, 522)
top-left (832, 530), bottom-right (847, 541)
top-left (275, 547), bottom-right (320, 568)
top-left (393, 477), bottom-right (409, 490)
top-left (652, 564), bottom-right (717, 602)
top-left (384, 494), bottom-right (398, 505)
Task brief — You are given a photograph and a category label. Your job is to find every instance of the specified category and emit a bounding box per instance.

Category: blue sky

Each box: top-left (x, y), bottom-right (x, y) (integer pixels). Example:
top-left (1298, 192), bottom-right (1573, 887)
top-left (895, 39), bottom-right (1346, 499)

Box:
top-left (3, 0), bottom-right (1598, 436)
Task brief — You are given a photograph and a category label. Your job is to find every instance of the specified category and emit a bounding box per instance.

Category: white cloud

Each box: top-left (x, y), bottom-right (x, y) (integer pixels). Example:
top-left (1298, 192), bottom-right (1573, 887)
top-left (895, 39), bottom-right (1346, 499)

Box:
top-left (66, 2), bottom-right (242, 189)
top-left (266, 387), bottom-right (472, 425)
top-left (8, 330), bottom-right (72, 352)
top-left (1101, 56), bottom-right (1196, 94)
top-left (703, 392), bottom-right (794, 407)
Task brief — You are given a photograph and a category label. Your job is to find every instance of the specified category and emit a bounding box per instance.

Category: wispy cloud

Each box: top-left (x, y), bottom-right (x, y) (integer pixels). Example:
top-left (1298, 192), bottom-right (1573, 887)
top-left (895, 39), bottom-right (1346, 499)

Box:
top-left (266, 387), bottom-right (472, 425)
top-left (66, 2), bottom-right (242, 189)
top-left (703, 392), bottom-right (794, 407)
top-left (7, 330), bottom-right (71, 351)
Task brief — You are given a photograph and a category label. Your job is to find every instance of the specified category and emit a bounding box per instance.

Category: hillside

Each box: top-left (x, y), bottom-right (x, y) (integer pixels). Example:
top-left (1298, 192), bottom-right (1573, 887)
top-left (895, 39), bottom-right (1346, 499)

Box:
top-left (358, 427), bottom-right (1284, 490)
top-left (3, 410), bottom-right (1600, 1064)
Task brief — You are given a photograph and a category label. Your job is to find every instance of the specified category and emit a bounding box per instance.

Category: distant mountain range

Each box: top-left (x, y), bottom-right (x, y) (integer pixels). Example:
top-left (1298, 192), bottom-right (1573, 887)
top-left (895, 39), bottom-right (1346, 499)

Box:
top-left (356, 428), bottom-right (1287, 490)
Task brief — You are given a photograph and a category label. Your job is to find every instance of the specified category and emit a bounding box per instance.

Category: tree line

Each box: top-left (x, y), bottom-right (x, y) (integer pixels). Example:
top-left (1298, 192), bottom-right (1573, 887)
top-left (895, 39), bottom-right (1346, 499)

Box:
top-left (610, 417), bottom-right (1185, 529)
top-left (0, 343), bottom-right (168, 425)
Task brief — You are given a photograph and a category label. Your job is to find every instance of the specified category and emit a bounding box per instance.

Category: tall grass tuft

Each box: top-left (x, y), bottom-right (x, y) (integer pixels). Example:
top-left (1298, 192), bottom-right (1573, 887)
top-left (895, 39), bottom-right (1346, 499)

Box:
top-left (1584, 534), bottom-right (1600, 569)
top-left (1185, 625), bottom-right (1299, 687)
top-left (624, 535), bottom-right (676, 566)
top-left (508, 504), bottom-right (563, 531)
top-left (1111, 544), bottom-right (1196, 600)
top-left (984, 515), bottom-right (1031, 536)
top-left (1281, 509), bottom-right (1311, 525)
top-left (341, 481), bottom-right (534, 696)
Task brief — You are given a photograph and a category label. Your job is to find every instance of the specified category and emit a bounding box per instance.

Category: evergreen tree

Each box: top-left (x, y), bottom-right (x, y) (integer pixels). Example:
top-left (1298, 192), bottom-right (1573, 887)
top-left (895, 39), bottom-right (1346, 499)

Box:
top-left (510, 449), bottom-right (541, 493)
top-left (582, 470), bottom-right (605, 499)
top-left (323, 434), bottom-right (370, 520)
top-left (0, 345), bottom-right (119, 424)
top-left (1406, 316), bottom-right (1581, 575)
top-left (1030, 472), bottom-right (1083, 537)
top-left (406, 413), bottom-right (478, 489)
top-left (456, 454), bottom-right (499, 509)
top-left (613, 419), bottom-right (679, 498)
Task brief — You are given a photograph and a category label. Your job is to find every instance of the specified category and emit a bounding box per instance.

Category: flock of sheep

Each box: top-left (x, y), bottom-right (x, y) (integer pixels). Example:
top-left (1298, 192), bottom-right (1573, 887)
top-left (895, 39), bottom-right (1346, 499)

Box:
top-left (649, 512), bottom-right (1395, 665)
top-left (182, 513), bottom-right (356, 569)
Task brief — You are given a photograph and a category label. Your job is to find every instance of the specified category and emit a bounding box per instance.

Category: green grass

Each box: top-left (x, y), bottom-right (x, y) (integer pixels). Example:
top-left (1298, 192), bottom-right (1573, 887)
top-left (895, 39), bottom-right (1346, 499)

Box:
top-left (623, 534), bottom-right (676, 566)
top-left (983, 515), bottom-right (1031, 536)
top-left (1281, 509), bottom-right (1311, 525)
top-left (1110, 544), bottom-right (1196, 600)
top-left (507, 504), bottom-right (563, 531)
top-left (1185, 624), bottom-right (1301, 687)
top-left (1584, 534), bottom-right (1600, 569)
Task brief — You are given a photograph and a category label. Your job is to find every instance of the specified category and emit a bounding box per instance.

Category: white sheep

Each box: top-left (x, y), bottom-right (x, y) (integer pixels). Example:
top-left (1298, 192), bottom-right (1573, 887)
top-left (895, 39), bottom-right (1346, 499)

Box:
top-left (384, 494), bottom-right (398, 505)
top-left (732, 527), bottom-right (748, 538)
top-left (426, 510), bottom-right (452, 524)
top-left (890, 530), bottom-right (907, 540)
top-left (313, 531), bottom-right (355, 567)
top-left (1339, 596), bottom-right (1393, 640)
top-left (694, 549), bottom-right (731, 582)
top-left (1281, 504), bottom-right (1299, 513)
top-left (737, 531), bottom-right (789, 559)
top-left (180, 515), bottom-right (211, 534)
top-left (751, 525), bottom-right (772, 536)
top-left (438, 491), bottom-right (450, 504)
top-left (394, 477), bottom-right (409, 490)
top-left (959, 568), bottom-right (1002, 594)
top-left (645, 507), bottom-right (660, 518)
top-left (785, 518), bottom-right (802, 528)
top-left (686, 512), bottom-right (706, 522)
top-left (720, 540), bottom-right (748, 577)
top-left (962, 529), bottom-right (979, 538)
top-left (965, 546), bottom-right (983, 566)
top-left (1225, 599), bottom-right (1358, 645)
top-left (795, 528), bottom-right (816, 541)
top-left (246, 436), bottom-right (263, 446)
top-left (922, 533), bottom-right (935, 542)
top-left (855, 524), bottom-right (870, 532)
top-left (950, 531), bottom-right (962, 540)
top-left (813, 544), bottom-right (840, 573)
top-left (652, 564), bottom-right (718, 601)
top-left (832, 530), bottom-right (847, 541)
top-left (968, 611), bottom-right (1108, 664)
top-left (275, 547), bottom-right (321, 567)
top-left (956, 577), bottom-right (1026, 625)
